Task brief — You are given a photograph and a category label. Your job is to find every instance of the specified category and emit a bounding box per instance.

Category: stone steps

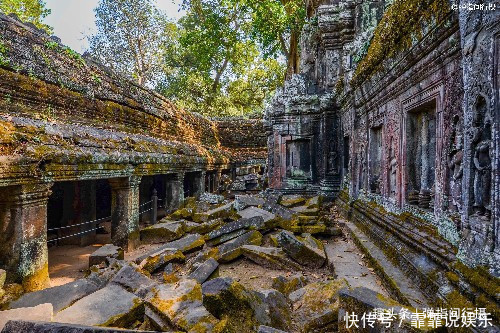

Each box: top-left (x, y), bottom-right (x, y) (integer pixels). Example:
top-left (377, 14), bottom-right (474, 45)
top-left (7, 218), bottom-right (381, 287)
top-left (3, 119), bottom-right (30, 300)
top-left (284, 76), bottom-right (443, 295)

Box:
top-left (342, 220), bottom-right (430, 309)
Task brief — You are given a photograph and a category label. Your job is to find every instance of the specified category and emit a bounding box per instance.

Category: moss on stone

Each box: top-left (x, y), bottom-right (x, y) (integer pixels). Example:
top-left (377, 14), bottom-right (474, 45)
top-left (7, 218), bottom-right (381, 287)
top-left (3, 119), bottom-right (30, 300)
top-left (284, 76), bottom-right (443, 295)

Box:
top-left (22, 262), bottom-right (50, 292)
top-left (352, 0), bottom-right (451, 87)
top-left (453, 262), bottom-right (500, 298)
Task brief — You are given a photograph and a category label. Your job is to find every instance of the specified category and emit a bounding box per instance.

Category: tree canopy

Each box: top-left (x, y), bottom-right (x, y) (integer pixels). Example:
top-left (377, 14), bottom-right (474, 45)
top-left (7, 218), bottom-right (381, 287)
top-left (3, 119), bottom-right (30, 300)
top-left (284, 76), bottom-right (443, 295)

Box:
top-left (0, 0), bottom-right (52, 33)
top-left (88, 0), bottom-right (173, 87)
top-left (86, 0), bottom-right (309, 117)
top-left (157, 0), bottom-right (284, 117)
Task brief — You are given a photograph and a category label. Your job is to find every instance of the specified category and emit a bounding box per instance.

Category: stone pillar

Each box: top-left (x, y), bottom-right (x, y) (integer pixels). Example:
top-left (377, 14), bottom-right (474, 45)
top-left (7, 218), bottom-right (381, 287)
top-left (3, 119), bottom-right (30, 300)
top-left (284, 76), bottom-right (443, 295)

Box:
top-left (195, 171), bottom-right (206, 198)
top-left (0, 182), bottom-right (52, 291)
top-left (108, 176), bottom-right (141, 252)
top-left (165, 173), bottom-right (184, 213)
top-left (215, 170), bottom-right (222, 194)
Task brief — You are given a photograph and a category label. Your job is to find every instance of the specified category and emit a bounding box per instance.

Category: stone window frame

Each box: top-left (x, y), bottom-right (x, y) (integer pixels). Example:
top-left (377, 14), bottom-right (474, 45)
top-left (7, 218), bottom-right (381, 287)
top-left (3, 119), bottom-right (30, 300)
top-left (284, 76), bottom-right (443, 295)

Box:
top-left (400, 83), bottom-right (444, 208)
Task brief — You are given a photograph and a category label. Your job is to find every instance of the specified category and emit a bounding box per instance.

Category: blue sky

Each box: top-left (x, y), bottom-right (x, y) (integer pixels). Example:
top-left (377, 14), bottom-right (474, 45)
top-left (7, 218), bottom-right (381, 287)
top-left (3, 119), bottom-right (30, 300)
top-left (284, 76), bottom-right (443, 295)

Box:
top-left (43, 0), bottom-right (184, 53)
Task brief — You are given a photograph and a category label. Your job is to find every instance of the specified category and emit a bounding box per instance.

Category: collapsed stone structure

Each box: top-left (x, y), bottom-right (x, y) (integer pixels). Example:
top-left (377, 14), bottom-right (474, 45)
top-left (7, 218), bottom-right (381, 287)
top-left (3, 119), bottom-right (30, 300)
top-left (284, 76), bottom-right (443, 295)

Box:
top-left (0, 1), bottom-right (499, 332)
top-left (0, 13), bottom-right (266, 291)
top-left (266, 0), bottom-right (499, 324)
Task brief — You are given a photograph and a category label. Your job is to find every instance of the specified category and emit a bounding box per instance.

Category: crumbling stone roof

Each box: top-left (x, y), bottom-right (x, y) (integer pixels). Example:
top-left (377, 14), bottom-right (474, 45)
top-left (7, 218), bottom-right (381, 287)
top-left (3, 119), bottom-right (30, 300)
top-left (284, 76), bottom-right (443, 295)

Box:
top-left (0, 14), bottom-right (266, 185)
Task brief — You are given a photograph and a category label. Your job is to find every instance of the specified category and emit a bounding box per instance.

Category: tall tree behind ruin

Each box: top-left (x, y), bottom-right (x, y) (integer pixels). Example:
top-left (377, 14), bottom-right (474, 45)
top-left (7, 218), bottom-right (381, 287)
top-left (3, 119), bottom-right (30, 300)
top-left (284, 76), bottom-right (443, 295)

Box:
top-left (158, 0), bottom-right (284, 117)
top-left (87, 0), bottom-right (172, 87)
top-left (244, 0), bottom-right (306, 79)
top-left (0, 0), bottom-right (52, 33)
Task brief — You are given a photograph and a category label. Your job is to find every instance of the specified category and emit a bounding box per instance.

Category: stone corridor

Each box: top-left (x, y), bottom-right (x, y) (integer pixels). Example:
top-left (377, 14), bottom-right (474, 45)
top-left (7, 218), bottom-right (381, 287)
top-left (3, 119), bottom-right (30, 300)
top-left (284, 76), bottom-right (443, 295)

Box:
top-left (0, 0), bottom-right (499, 332)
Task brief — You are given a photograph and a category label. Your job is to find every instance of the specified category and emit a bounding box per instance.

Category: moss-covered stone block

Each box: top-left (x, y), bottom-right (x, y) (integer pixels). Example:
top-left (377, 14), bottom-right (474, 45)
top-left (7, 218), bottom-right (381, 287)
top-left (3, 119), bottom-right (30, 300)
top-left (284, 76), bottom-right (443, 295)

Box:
top-left (271, 274), bottom-right (308, 296)
top-left (202, 277), bottom-right (268, 332)
top-left (140, 221), bottom-right (186, 244)
top-left (280, 197), bottom-right (307, 208)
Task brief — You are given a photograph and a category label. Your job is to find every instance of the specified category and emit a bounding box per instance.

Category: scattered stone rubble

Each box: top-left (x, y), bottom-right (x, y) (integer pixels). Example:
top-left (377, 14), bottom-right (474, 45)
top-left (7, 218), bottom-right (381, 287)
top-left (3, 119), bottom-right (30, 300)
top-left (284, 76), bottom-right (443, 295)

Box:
top-left (0, 193), bottom-right (457, 332)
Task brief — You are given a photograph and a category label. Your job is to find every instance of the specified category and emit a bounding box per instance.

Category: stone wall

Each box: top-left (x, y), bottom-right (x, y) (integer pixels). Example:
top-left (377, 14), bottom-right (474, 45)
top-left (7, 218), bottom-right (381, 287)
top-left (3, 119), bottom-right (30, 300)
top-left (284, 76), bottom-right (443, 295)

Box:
top-left (267, 0), bottom-right (499, 318)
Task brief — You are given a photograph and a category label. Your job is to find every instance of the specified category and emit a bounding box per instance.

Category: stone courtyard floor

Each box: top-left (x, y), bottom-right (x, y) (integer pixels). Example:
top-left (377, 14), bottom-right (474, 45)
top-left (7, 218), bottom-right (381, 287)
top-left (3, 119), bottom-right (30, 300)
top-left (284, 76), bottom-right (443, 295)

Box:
top-left (0, 193), bottom-right (426, 333)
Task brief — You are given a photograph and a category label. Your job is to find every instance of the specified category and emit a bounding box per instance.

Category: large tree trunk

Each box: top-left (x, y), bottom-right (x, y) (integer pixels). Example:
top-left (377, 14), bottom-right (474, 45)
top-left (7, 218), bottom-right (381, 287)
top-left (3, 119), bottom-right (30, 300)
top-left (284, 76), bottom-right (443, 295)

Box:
top-left (285, 29), bottom-right (300, 80)
top-left (281, 0), bottom-right (302, 80)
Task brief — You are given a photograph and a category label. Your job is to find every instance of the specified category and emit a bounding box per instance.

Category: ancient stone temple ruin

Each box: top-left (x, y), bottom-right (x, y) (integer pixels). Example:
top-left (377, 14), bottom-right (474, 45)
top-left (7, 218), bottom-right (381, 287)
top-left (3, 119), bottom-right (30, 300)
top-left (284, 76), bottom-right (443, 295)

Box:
top-left (0, 0), bottom-right (499, 332)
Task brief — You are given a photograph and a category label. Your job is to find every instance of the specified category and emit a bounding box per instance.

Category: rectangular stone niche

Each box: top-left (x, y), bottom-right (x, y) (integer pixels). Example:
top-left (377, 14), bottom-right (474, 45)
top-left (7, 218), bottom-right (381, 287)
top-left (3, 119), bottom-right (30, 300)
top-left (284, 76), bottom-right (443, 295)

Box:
top-left (369, 127), bottom-right (383, 194)
top-left (285, 138), bottom-right (312, 180)
top-left (406, 101), bottom-right (437, 209)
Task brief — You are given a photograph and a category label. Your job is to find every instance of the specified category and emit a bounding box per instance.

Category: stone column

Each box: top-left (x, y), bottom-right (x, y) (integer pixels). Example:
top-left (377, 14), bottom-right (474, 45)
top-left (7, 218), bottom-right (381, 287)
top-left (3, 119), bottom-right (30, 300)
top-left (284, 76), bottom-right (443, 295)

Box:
top-left (0, 182), bottom-right (52, 291)
top-left (165, 173), bottom-right (184, 213)
top-left (215, 170), bottom-right (222, 194)
top-left (195, 171), bottom-right (206, 198)
top-left (108, 176), bottom-right (141, 252)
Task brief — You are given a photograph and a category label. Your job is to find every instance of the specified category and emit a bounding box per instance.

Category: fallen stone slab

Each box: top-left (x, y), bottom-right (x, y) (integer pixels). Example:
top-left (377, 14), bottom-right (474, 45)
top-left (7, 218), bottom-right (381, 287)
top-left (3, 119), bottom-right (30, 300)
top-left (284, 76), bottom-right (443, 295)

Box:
top-left (241, 245), bottom-right (302, 271)
top-left (0, 304), bottom-right (52, 331)
top-left (279, 219), bottom-right (326, 234)
top-left (146, 279), bottom-right (221, 332)
top-left (234, 195), bottom-right (265, 211)
top-left (299, 233), bottom-right (325, 252)
top-left (202, 277), bottom-right (269, 332)
top-left (271, 274), bottom-right (308, 296)
top-left (138, 248), bottom-right (185, 273)
top-left (289, 280), bottom-right (347, 332)
top-left (262, 201), bottom-right (295, 220)
top-left (170, 207), bottom-right (195, 220)
top-left (206, 216), bottom-right (265, 241)
top-left (185, 218), bottom-right (223, 235)
top-left (280, 196), bottom-right (306, 208)
top-left (110, 265), bottom-right (157, 296)
top-left (144, 303), bottom-right (174, 331)
top-left (0, 270), bottom-right (5, 290)
top-left (207, 229), bottom-right (247, 247)
top-left (321, 226), bottom-right (343, 237)
top-left (9, 278), bottom-right (100, 313)
top-left (257, 325), bottom-right (288, 333)
top-left (297, 215), bottom-right (317, 224)
top-left (305, 196), bottom-right (322, 208)
top-left (136, 234), bottom-right (206, 264)
top-left (1, 320), bottom-right (163, 333)
top-left (54, 284), bottom-right (143, 328)
top-left (194, 201), bottom-right (237, 222)
top-left (254, 289), bottom-right (291, 330)
top-left (276, 230), bottom-right (326, 268)
top-left (217, 230), bottom-right (263, 262)
top-left (291, 206), bottom-right (320, 216)
top-left (140, 221), bottom-right (185, 244)
top-left (188, 258), bottom-right (219, 284)
top-left (86, 258), bottom-right (125, 288)
top-left (88, 244), bottom-right (124, 268)
top-left (239, 206), bottom-right (276, 223)
top-left (200, 192), bottom-right (225, 204)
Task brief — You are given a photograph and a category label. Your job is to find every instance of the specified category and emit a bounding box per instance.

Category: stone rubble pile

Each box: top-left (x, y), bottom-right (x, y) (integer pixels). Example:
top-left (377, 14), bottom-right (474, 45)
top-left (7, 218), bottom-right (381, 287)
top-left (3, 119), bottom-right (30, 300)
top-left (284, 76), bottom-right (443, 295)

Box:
top-left (0, 193), bottom-right (419, 333)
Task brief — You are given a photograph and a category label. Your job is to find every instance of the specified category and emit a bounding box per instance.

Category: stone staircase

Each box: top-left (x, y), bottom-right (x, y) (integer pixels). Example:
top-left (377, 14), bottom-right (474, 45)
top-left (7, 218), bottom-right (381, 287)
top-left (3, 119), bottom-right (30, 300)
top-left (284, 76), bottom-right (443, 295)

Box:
top-left (341, 219), bottom-right (430, 308)
top-left (335, 190), bottom-right (500, 331)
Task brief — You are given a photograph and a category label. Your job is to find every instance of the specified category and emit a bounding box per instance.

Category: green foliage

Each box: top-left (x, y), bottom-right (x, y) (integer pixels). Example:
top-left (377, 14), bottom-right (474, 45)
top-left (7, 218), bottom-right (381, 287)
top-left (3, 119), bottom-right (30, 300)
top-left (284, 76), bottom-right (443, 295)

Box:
top-left (44, 40), bottom-right (58, 50)
top-left (0, 39), bottom-right (9, 66)
top-left (87, 0), bottom-right (173, 86)
top-left (0, 0), bottom-right (52, 33)
top-left (244, 0), bottom-right (306, 59)
top-left (62, 46), bottom-right (84, 66)
top-left (158, 0), bottom-right (285, 117)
